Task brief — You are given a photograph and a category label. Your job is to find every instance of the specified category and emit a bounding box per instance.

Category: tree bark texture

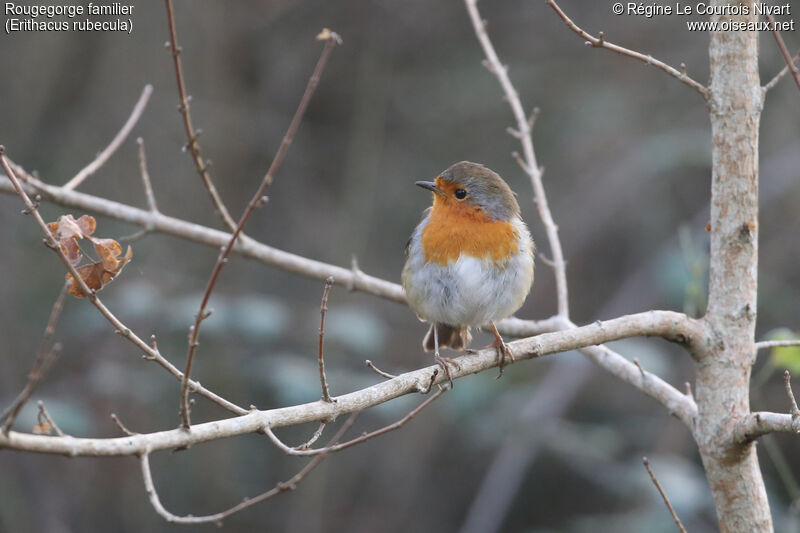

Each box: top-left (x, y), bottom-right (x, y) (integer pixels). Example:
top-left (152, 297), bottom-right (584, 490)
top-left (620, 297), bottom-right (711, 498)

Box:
top-left (697, 3), bottom-right (770, 531)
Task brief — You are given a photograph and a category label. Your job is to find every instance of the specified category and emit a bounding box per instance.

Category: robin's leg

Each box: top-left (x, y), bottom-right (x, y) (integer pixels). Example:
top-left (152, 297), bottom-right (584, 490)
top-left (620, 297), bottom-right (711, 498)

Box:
top-left (489, 321), bottom-right (514, 377)
top-left (432, 323), bottom-right (458, 388)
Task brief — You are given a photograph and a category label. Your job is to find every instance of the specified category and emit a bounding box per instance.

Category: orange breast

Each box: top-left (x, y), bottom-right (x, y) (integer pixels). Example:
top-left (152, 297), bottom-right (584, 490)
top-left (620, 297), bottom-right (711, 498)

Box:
top-left (420, 204), bottom-right (518, 265)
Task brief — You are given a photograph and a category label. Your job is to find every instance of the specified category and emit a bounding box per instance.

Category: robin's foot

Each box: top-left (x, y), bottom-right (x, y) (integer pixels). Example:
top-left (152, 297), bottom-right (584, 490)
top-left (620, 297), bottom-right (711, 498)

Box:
top-left (490, 338), bottom-right (514, 378)
top-left (434, 354), bottom-right (460, 388)
top-left (489, 321), bottom-right (514, 378)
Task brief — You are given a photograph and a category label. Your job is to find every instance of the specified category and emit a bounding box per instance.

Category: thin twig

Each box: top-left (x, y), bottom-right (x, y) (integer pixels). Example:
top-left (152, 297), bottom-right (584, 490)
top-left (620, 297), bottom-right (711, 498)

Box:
top-left (465, 0), bottom-right (570, 317)
top-left (111, 413), bottom-right (139, 436)
top-left (546, 0), bottom-right (708, 98)
top-left (784, 371), bottom-right (800, 420)
top-left (36, 401), bottom-right (65, 437)
top-left (295, 422), bottom-right (327, 450)
top-left (766, 14), bottom-right (800, 92)
top-left (264, 387), bottom-right (446, 456)
top-left (63, 85), bottom-right (153, 190)
top-left (163, 0), bottom-right (237, 232)
top-left (137, 138), bottom-right (159, 214)
top-left (141, 412), bottom-right (359, 524)
top-left (365, 360), bottom-right (397, 379)
top-left (756, 339), bottom-right (800, 352)
top-left (318, 276), bottom-right (335, 402)
top-left (1, 281), bottom-right (67, 433)
top-left (0, 147), bottom-right (247, 418)
top-left (179, 29), bottom-right (342, 429)
top-left (764, 50), bottom-right (800, 92)
top-left (119, 138), bottom-right (159, 242)
top-left (642, 456), bottom-right (688, 533)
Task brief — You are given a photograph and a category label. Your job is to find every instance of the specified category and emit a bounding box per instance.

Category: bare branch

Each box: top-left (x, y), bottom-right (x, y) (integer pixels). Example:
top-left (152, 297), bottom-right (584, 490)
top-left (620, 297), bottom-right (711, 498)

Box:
top-left (137, 138), bottom-right (159, 214)
top-left (736, 411), bottom-right (800, 442)
top-left (765, 14), bottom-right (800, 92)
top-left (755, 339), bottom-right (800, 352)
top-left (63, 84), bottom-right (153, 190)
top-left (784, 370), bottom-right (800, 420)
top-left (318, 276), bottom-right (335, 402)
top-left (642, 457), bottom-right (688, 533)
top-left (365, 360), bottom-right (397, 380)
top-left (120, 138), bottom-right (159, 243)
top-left (264, 387), bottom-right (446, 456)
top-left (179, 29), bottom-right (341, 428)
top-left (0, 309), bottom-right (701, 456)
top-left (163, 0), bottom-right (237, 232)
top-left (735, 373), bottom-right (800, 442)
top-left (546, 0), bottom-right (708, 98)
top-left (764, 50), bottom-right (800, 92)
top-left (141, 412), bottom-right (358, 524)
top-left (1, 283), bottom-right (66, 433)
top-left (294, 422), bottom-right (326, 450)
top-left (465, 0), bottom-right (570, 317)
top-left (110, 413), bottom-right (138, 436)
top-left (0, 148), bottom-right (247, 418)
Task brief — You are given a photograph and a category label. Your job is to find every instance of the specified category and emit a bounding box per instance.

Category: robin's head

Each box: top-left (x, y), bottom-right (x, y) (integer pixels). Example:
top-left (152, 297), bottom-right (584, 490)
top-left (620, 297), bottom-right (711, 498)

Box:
top-left (416, 161), bottom-right (520, 221)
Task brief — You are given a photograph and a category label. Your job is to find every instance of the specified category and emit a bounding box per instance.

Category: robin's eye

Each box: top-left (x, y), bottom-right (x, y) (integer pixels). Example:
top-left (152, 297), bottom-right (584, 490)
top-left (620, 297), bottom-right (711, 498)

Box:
top-left (454, 189), bottom-right (467, 200)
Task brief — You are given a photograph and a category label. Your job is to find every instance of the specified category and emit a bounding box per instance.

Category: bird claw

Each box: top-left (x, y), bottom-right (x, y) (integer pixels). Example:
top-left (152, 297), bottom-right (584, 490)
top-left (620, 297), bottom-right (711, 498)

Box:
top-left (434, 354), bottom-right (460, 388)
top-left (493, 341), bottom-right (514, 378)
top-left (487, 320), bottom-right (514, 378)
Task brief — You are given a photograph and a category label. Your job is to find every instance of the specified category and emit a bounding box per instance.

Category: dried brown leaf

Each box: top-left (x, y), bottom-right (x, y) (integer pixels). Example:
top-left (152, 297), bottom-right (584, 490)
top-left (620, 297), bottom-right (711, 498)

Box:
top-left (61, 238), bottom-right (82, 266)
top-left (75, 214), bottom-right (96, 236)
top-left (66, 245), bottom-right (133, 298)
top-left (32, 420), bottom-right (53, 435)
top-left (92, 238), bottom-right (123, 271)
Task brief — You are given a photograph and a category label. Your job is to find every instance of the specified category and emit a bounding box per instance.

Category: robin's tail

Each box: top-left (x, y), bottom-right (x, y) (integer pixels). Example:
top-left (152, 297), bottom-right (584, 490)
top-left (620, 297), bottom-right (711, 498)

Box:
top-left (423, 323), bottom-right (472, 352)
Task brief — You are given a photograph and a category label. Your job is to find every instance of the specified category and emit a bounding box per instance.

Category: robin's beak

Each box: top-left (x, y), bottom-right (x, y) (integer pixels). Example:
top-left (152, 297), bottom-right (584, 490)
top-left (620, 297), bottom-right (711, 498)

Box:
top-left (415, 180), bottom-right (445, 196)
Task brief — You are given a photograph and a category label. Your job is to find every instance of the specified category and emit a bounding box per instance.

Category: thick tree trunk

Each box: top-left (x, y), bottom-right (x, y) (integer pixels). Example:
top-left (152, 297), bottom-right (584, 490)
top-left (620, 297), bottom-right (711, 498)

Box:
top-left (696, 3), bottom-right (771, 531)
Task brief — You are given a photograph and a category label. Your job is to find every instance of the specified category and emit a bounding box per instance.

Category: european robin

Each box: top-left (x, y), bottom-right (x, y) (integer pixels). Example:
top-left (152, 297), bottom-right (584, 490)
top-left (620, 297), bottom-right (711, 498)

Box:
top-left (402, 161), bottom-right (535, 383)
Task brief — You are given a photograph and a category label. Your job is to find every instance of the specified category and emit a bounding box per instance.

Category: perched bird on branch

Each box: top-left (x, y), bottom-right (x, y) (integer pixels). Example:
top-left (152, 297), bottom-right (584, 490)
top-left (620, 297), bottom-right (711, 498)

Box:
top-left (402, 161), bottom-right (535, 383)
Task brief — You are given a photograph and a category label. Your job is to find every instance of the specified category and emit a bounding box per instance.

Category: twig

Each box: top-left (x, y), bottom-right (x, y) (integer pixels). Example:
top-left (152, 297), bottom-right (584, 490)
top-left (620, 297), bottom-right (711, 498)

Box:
top-left (365, 360), bottom-right (397, 379)
top-left (633, 358), bottom-right (646, 376)
top-left (63, 85), bottom-right (153, 190)
top-left (755, 339), bottom-right (800, 351)
top-left (764, 50), bottom-right (800, 92)
top-left (120, 138), bottom-right (159, 242)
top-left (163, 0), bottom-right (237, 232)
top-left (264, 387), bottom-right (446, 456)
top-left (784, 371), bottom-right (800, 420)
top-left (546, 0), bottom-right (708, 98)
top-left (1, 282), bottom-right (66, 432)
top-left (179, 29), bottom-right (341, 428)
top-left (318, 277), bottom-right (335, 402)
top-left (295, 422), bottom-right (327, 450)
top-left (137, 138), bottom-right (159, 214)
top-left (141, 412), bottom-right (359, 524)
top-left (36, 401), bottom-right (65, 437)
top-left (642, 457), bottom-right (688, 533)
top-left (766, 14), bottom-right (800, 92)
top-left (417, 369), bottom-right (439, 394)
top-left (465, 0), bottom-right (570, 317)
top-left (111, 413), bottom-right (139, 436)
top-left (0, 147), bottom-right (247, 418)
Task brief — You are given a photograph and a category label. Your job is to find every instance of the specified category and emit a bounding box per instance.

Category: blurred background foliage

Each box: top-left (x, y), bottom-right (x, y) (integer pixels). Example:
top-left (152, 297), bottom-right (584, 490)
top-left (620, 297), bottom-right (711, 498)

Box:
top-left (1, 1), bottom-right (798, 532)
